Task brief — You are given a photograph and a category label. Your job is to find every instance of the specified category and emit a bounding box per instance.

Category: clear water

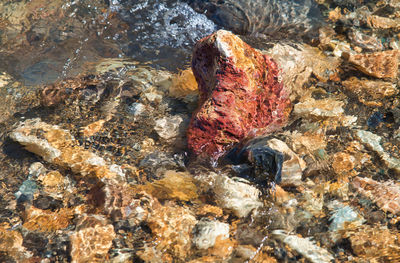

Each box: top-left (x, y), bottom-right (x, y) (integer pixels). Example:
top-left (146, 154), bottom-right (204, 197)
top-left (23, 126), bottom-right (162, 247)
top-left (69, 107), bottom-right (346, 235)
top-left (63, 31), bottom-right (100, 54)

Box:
top-left (1, 0), bottom-right (399, 262)
top-left (0, 0), bottom-right (217, 85)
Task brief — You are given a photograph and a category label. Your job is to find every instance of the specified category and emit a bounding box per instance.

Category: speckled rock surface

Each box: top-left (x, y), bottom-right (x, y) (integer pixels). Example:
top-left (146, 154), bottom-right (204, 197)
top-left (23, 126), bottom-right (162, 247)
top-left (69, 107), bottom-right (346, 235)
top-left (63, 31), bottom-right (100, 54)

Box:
top-left (187, 30), bottom-right (290, 160)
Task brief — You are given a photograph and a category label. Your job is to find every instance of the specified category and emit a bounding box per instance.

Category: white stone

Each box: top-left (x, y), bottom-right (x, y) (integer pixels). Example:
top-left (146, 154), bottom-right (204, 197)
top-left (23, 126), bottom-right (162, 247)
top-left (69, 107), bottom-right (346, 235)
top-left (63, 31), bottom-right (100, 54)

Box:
top-left (28, 162), bottom-right (47, 177)
top-left (272, 230), bottom-right (334, 263)
top-left (154, 115), bottom-right (184, 140)
top-left (294, 98), bottom-right (344, 118)
top-left (192, 218), bottom-right (230, 250)
top-left (213, 174), bottom-right (263, 218)
top-left (86, 156), bottom-right (106, 166)
top-left (10, 119), bottom-right (62, 163)
top-left (128, 102), bottom-right (145, 116)
top-left (143, 91), bottom-right (162, 103)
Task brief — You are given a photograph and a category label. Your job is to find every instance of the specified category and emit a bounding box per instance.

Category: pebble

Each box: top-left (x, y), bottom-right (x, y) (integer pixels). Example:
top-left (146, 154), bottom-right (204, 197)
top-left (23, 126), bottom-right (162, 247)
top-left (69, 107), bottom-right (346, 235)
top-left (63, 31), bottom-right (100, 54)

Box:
top-left (211, 174), bottom-right (263, 218)
top-left (343, 225), bottom-right (400, 260)
top-left (228, 137), bottom-right (284, 184)
top-left (140, 170), bottom-right (198, 202)
top-left (0, 226), bottom-right (27, 257)
top-left (10, 118), bottom-right (126, 182)
top-left (154, 115), bottom-right (185, 140)
top-left (272, 230), bottom-right (334, 263)
top-left (329, 205), bottom-right (364, 232)
top-left (332, 152), bottom-right (355, 176)
top-left (355, 130), bottom-right (400, 173)
top-left (138, 203), bottom-right (197, 261)
top-left (367, 15), bottom-right (400, 30)
top-left (169, 68), bottom-right (198, 103)
top-left (345, 50), bottom-right (399, 79)
top-left (23, 207), bottom-right (74, 232)
top-left (266, 139), bottom-right (306, 186)
top-left (0, 72), bottom-right (12, 88)
top-left (267, 43), bottom-right (340, 97)
top-left (37, 170), bottom-right (70, 199)
top-left (352, 176), bottom-right (400, 215)
top-left (14, 179), bottom-right (37, 202)
top-left (342, 77), bottom-right (398, 106)
top-left (347, 30), bottom-right (383, 51)
top-left (70, 215), bottom-right (116, 263)
top-left (127, 102), bottom-right (145, 116)
top-left (192, 218), bottom-right (230, 250)
top-left (294, 97), bottom-right (344, 118)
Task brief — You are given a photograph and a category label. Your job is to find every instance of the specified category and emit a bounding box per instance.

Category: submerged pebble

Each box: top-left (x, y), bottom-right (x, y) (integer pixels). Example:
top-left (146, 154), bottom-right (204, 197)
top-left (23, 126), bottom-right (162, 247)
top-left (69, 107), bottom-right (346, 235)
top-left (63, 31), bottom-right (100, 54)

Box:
top-left (192, 218), bottom-right (230, 250)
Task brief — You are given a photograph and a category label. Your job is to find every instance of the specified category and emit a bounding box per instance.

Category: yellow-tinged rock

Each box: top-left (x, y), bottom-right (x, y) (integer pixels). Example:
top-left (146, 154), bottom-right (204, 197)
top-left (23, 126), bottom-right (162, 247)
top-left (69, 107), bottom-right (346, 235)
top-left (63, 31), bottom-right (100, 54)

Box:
top-left (0, 73), bottom-right (38, 123)
top-left (23, 207), bottom-right (74, 232)
top-left (289, 132), bottom-right (327, 156)
top-left (328, 7), bottom-right (342, 22)
top-left (139, 170), bottom-right (198, 202)
top-left (0, 225), bottom-right (31, 261)
top-left (342, 77), bottom-right (398, 106)
top-left (138, 203), bottom-right (197, 261)
top-left (273, 185), bottom-right (293, 205)
top-left (0, 72), bottom-right (12, 88)
top-left (169, 68), bottom-right (198, 100)
top-left (343, 225), bottom-right (400, 261)
top-left (345, 141), bottom-right (371, 168)
top-left (188, 256), bottom-right (218, 263)
top-left (0, 226), bottom-right (23, 251)
top-left (207, 236), bottom-right (237, 260)
top-left (327, 182), bottom-right (349, 200)
top-left (10, 118), bottom-right (125, 182)
top-left (103, 184), bottom-right (154, 224)
top-left (233, 245), bottom-right (277, 263)
top-left (346, 50), bottom-right (399, 79)
top-left (38, 170), bottom-right (69, 198)
top-left (367, 15), bottom-right (400, 30)
top-left (196, 204), bottom-right (224, 217)
top-left (70, 214), bottom-right (116, 263)
top-left (332, 152), bottom-right (355, 176)
top-left (81, 119), bottom-right (106, 137)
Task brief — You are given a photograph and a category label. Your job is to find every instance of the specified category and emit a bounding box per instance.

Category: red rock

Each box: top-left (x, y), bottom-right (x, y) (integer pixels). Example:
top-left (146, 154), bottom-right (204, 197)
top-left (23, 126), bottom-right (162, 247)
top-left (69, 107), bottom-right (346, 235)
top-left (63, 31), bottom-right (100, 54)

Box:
top-left (187, 30), bottom-right (290, 160)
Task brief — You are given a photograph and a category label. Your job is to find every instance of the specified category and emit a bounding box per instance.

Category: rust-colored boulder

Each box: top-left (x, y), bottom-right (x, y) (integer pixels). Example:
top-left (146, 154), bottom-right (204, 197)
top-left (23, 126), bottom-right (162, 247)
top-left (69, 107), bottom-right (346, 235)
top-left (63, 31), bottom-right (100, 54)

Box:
top-left (187, 30), bottom-right (290, 159)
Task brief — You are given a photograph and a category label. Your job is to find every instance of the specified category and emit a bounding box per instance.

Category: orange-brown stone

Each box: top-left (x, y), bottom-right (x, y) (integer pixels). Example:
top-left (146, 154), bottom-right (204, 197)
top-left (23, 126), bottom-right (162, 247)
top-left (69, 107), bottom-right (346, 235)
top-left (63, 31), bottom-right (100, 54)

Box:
top-left (346, 50), bottom-right (399, 79)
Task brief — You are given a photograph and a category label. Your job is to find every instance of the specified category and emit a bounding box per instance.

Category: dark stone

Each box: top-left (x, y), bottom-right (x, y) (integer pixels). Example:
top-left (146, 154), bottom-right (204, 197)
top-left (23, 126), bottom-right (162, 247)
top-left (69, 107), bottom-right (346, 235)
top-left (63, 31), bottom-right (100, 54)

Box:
top-left (227, 137), bottom-right (284, 185)
top-left (33, 195), bottom-right (63, 211)
top-left (367, 112), bottom-right (384, 129)
top-left (22, 232), bottom-right (49, 256)
top-left (186, 0), bottom-right (323, 41)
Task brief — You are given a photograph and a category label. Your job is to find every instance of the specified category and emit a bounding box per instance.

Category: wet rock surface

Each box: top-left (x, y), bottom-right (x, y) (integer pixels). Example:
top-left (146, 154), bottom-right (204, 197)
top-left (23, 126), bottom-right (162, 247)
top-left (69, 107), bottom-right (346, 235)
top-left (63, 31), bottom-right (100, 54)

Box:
top-left (187, 30), bottom-right (290, 160)
top-left (1, 0), bottom-right (400, 262)
top-left (187, 0), bottom-right (323, 41)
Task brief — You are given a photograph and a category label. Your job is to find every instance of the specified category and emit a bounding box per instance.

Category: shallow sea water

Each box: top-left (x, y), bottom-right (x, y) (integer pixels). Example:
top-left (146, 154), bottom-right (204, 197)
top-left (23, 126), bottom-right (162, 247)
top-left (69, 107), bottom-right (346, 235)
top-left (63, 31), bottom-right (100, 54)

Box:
top-left (0, 0), bottom-right (400, 262)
